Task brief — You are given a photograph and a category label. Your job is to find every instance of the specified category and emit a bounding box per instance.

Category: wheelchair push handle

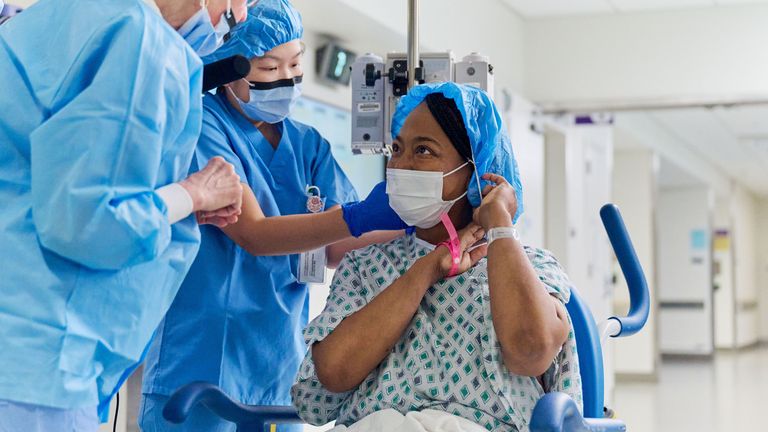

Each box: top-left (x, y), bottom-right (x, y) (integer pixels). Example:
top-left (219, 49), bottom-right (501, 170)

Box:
top-left (600, 204), bottom-right (650, 338)
top-left (163, 381), bottom-right (302, 428)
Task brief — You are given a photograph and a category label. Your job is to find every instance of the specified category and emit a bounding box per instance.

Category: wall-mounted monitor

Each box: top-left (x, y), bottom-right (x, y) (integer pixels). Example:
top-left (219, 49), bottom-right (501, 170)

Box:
top-left (315, 42), bottom-right (356, 86)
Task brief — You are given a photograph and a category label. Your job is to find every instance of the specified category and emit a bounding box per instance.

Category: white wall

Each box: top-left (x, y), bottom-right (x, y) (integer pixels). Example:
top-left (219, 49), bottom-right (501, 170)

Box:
top-left (731, 186), bottom-right (759, 347)
top-left (543, 119), bottom-right (616, 399)
top-left (656, 186), bottom-right (714, 355)
top-left (544, 126), bottom-right (567, 263)
top-left (611, 146), bottom-right (658, 377)
top-left (524, 5), bottom-right (768, 108)
top-left (757, 199), bottom-right (768, 341)
top-left (330, 0), bottom-right (527, 95)
top-left (508, 95), bottom-right (545, 247)
top-left (544, 119), bottom-right (615, 322)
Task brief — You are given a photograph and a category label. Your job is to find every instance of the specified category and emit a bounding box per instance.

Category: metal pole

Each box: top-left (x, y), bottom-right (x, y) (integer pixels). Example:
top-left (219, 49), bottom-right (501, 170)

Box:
top-left (407, 0), bottom-right (419, 90)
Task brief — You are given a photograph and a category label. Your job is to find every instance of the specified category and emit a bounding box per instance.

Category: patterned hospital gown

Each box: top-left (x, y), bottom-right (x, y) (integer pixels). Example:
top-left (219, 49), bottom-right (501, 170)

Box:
top-left (291, 234), bottom-right (582, 431)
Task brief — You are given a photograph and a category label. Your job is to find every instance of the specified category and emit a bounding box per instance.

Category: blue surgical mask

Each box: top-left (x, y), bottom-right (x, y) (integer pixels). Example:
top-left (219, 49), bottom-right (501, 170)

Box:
top-left (178, 4), bottom-right (227, 57)
top-left (228, 76), bottom-right (303, 124)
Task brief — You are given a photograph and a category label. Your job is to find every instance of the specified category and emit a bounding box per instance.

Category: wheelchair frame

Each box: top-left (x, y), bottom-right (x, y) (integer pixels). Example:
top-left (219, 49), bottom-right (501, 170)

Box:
top-left (162, 204), bottom-right (650, 432)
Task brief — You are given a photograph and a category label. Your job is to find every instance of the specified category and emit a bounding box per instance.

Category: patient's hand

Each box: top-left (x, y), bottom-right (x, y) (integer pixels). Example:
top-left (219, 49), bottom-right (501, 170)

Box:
top-left (474, 173), bottom-right (518, 230)
top-left (429, 222), bottom-right (488, 279)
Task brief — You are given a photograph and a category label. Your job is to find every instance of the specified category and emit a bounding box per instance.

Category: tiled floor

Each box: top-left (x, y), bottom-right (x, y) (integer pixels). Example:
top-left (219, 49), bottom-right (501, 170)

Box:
top-left (613, 346), bottom-right (767, 431)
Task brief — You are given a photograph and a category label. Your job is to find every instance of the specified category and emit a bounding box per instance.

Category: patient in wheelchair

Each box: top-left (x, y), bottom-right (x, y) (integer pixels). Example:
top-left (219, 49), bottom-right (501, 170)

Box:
top-left (291, 83), bottom-right (582, 432)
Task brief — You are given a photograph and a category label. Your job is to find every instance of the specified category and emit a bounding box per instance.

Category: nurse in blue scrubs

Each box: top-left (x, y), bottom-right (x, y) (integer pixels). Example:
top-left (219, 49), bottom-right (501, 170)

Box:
top-left (139, 1), bottom-right (404, 431)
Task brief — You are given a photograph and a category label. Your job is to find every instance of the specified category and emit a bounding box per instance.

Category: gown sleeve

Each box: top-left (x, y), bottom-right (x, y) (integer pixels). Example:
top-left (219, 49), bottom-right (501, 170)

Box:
top-left (478, 247), bottom-right (582, 427)
top-left (29, 12), bottom-right (202, 270)
top-left (291, 250), bottom-right (369, 425)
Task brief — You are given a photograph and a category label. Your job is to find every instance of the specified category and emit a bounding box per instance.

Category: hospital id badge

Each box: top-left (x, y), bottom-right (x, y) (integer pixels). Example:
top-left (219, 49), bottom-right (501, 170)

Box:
top-left (298, 186), bottom-right (327, 284)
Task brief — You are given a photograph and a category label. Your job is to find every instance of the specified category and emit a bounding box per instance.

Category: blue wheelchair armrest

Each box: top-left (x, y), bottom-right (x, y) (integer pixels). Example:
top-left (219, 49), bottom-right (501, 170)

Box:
top-left (530, 393), bottom-right (626, 432)
top-left (163, 382), bottom-right (302, 429)
top-left (600, 204), bottom-right (650, 338)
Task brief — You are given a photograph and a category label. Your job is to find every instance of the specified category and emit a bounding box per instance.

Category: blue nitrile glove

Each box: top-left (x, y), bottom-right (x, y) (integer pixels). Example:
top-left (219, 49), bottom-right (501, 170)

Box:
top-left (342, 181), bottom-right (410, 237)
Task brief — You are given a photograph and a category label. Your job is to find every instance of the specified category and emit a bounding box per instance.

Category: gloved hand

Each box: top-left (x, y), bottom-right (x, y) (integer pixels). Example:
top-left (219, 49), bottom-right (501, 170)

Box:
top-left (342, 181), bottom-right (410, 237)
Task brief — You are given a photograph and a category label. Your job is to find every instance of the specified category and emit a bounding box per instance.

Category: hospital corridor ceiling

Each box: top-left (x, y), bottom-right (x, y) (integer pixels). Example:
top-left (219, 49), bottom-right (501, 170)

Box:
top-left (502, 0), bottom-right (768, 18)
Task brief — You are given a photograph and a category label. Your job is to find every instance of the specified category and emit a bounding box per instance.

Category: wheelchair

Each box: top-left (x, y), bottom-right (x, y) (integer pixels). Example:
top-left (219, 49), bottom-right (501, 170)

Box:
top-left (163, 204), bottom-right (649, 432)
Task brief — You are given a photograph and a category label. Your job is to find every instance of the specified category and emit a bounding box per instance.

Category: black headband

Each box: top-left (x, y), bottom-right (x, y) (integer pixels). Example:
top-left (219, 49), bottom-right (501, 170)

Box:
top-left (424, 93), bottom-right (473, 161)
top-left (247, 75), bottom-right (303, 90)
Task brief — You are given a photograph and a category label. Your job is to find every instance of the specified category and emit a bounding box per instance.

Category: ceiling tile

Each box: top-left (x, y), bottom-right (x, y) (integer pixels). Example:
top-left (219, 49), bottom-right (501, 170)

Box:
top-left (715, 0), bottom-right (768, 5)
top-left (501, 0), bottom-right (768, 19)
top-left (650, 108), bottom-right (768, 195)
top-left (501, 0), bottom-right (614, 18)
top-left (609, 0), bottom-right (714, 12)
top-left (658, 157), bottom-right (704, 188)
top-left (712, 106), bottom-right (768, 138)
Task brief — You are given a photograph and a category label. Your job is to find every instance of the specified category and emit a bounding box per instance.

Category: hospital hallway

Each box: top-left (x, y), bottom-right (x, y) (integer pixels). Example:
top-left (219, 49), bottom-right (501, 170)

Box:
top-left (613, 345), bottom-right (767, 431)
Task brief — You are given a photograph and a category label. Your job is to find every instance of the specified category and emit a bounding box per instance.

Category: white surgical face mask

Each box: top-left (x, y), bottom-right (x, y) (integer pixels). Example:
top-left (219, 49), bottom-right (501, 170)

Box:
top-left (386, 162), bottom-right (470, 229)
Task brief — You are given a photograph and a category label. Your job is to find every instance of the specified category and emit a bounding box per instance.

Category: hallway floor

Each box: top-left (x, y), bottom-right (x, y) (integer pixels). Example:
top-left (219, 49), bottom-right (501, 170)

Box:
top-left (614, 345), bottom-right (766, 431)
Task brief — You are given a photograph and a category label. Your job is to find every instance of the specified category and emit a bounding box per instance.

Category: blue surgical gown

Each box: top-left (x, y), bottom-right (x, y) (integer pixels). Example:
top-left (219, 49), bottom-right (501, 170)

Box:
top-left (0, 0), bottom-right (202, 412)
top-left (142, 92), bottom-right (358, 406)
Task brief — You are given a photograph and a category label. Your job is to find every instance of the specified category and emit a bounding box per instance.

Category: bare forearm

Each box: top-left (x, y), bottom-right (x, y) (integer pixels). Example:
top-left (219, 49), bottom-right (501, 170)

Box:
top-left (312, 257), bottom-right (440, 392)
top-left (487, 236), bottom-right (568, 376)
top-left (473, 173), bottom-right (568, 375)
top-left (226, 207), bottom-right (351, 256)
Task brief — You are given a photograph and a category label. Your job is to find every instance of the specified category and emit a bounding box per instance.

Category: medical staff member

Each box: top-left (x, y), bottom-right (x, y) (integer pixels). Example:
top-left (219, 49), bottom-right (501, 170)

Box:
top-left (139, 1), bottom-right (406, 431)
top-left (0, 0), bottom-right (249, 430)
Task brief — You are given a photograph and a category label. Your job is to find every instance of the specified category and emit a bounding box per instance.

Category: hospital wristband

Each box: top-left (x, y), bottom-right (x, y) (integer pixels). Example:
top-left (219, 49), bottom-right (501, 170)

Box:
top-left (156, 183), bottom-right (194, 224)
top-left (486, 226), bottom-right (520, 245)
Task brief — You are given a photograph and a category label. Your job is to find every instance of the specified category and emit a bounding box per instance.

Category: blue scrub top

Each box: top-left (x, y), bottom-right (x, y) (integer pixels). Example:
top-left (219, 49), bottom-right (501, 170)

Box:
top-left (0, 0), bottom-right (202, 411)
top-left (142, 91), bottom-right (358, 405)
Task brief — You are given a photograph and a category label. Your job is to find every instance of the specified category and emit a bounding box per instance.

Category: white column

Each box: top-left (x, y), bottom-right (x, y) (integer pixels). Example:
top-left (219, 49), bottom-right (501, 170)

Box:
top-left (611, 146), bottom-right (658, 377)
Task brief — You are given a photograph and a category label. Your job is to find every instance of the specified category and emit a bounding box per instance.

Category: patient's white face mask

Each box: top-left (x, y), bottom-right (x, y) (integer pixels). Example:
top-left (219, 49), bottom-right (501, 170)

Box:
top-left (386, 162), bottom-right (470, 229)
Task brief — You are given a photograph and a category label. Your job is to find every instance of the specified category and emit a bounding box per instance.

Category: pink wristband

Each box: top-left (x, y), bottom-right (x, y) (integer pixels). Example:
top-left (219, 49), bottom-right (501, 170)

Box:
top-left (436, 213), bottom-right (461, 278)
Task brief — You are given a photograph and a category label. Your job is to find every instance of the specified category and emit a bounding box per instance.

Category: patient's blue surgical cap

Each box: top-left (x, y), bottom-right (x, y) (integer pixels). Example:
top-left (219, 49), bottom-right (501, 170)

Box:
top-left (391, 82), bottom-right (524, 223)
top-left (203, 0), bottom-right (303, 64)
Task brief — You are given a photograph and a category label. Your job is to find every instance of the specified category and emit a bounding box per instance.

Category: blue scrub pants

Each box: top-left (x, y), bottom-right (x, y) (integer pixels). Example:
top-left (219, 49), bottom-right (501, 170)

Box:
top-left (0, 399), bottom-right (98, 432)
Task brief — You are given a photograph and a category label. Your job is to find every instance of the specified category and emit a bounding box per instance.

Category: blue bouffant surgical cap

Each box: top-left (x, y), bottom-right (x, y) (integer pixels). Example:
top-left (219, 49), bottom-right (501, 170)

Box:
top-left (391, 82), bottom-right (524, 223)
top-left (203, 0), bottom-right (303, 64)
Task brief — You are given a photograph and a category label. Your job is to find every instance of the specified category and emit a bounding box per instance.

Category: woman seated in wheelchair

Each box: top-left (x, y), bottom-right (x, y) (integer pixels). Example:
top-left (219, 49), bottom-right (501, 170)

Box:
top-left (291, 82), bottom-right (582, 432)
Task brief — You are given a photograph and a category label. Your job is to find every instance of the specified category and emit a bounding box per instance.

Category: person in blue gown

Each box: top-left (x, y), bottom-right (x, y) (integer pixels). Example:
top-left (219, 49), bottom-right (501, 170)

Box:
top-left (0, 0), bottom-right (250, 430)
top-left (139, 1), bottom-right (406, 431)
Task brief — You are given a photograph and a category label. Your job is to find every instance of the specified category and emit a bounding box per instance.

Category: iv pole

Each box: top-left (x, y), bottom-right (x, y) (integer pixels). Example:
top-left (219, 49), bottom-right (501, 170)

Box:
top-left (407, 0), bottom-right (419, 90)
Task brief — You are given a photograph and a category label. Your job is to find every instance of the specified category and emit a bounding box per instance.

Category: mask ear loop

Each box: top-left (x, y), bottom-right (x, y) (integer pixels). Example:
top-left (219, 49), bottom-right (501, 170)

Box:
top-left (468, 151), bottom-right (483, 204)
top-left (223, 0), bottom-right (236, 41)
top-left (467, 148), bottom-right (489, 246)
top-left (224, 81), bottom-right (248, 104)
